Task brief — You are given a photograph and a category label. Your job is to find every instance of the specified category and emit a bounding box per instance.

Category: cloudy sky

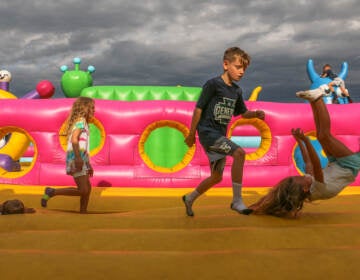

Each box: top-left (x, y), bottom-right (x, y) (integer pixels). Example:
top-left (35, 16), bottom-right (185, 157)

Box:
top-left (1, 0), bottom-right (359, 102)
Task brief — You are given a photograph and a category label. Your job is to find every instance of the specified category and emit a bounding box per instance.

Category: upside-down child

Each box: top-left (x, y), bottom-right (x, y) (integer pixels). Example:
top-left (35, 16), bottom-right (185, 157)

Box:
top-left (41, 97), bottom-right (95, 213)
top-left (183, 47), bottom-right (265, 216)
top-left (249, 87), bottom-right (360, 218)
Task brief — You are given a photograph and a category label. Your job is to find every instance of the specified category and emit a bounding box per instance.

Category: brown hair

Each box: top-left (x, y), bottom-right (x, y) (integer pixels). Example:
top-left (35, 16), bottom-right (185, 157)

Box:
top-left (223, 47), bottom-right (251, 69)
top-left (61, 97), bottom-right (94, 137)
top-left (251, 177), bottom-right (310, 218)
top-left (321, 64), bottom-right (332, 76)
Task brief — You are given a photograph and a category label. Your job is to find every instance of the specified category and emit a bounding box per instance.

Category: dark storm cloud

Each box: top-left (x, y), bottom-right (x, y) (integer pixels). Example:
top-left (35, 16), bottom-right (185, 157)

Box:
top-left (0, 0), bottom-right (359, 102)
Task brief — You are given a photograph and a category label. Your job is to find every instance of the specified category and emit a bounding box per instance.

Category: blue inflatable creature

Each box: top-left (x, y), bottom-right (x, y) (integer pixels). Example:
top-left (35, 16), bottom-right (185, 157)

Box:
top-left (307, 59), bottom-right (349, 104)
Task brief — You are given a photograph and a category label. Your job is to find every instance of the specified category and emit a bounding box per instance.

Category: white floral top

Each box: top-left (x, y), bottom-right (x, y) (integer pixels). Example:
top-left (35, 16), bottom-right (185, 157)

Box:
top-left (65, 118), bottom-right (90, 175)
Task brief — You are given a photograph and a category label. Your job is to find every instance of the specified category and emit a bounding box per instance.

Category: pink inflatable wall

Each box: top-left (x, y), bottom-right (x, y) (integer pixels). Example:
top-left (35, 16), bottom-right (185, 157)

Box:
top-left (0, 98), bottom-right (359, 187)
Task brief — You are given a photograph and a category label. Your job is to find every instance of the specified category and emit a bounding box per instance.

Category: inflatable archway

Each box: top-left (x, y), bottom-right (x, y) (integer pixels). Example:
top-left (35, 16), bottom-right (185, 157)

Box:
top-left (0, 93), bottom-right (359, 187)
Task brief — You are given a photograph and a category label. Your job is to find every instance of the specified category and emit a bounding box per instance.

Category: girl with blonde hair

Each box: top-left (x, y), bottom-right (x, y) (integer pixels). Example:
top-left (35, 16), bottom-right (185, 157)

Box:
top-left (41, 97), bottom-right (95, 213)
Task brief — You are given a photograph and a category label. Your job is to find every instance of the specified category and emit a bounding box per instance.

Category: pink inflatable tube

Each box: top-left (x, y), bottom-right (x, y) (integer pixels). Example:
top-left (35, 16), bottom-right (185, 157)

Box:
top-left (0, 98), bottom-right (359, 187)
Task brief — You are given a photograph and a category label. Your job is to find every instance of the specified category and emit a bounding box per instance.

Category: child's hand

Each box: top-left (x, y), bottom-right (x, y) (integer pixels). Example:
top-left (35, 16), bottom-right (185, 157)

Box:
top-left (88, 167), bottom-right (94, 178)
top-left (255, 110), bottom-right (265, 120)
top-left (75, 157), bottom-right (84, 171)
top-left (291, 128), bottom-right (306, 140)
top-left (184, 134), bottom-right (195, 147)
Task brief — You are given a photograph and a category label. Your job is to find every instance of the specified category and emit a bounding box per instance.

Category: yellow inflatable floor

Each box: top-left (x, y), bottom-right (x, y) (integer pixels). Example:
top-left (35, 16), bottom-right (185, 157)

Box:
top-left (1, 185), bottom-right (360, 279)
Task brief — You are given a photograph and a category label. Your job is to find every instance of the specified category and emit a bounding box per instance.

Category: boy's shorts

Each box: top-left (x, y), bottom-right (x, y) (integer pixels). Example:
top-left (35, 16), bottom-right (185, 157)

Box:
top-left (206, 136), bottom-right (240, 174)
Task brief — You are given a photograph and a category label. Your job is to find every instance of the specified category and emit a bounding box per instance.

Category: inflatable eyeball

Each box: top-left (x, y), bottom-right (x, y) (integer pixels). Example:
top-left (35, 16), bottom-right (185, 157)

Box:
top-left (0, 137), bottom-right (6, 148)
top-left (0, 133), bottom-right (10, 148)
top-left (0, 70), bottom-right (12, 82)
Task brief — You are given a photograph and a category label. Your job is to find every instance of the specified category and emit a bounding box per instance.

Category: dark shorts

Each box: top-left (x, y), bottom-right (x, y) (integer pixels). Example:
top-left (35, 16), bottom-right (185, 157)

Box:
top-left (206, 136), bottom-right (240, 174)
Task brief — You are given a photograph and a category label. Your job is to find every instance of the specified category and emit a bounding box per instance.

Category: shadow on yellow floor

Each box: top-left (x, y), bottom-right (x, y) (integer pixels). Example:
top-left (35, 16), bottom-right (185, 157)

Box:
top-left (1, 185), bottom-right (360, 279)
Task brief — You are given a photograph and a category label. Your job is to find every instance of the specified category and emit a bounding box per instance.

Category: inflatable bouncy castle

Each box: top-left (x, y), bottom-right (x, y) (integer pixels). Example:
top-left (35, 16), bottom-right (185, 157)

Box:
top-left (0, 59), bottom-right (359, 188)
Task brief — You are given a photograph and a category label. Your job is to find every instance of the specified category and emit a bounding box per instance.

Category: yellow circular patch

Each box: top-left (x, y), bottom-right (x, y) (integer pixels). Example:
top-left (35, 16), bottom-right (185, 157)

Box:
top-left (227, 118), bottom-right (272, 160)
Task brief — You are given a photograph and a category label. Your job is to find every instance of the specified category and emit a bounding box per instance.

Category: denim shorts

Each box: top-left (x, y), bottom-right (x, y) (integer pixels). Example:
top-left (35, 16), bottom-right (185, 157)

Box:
top-left (328, 152), bottom-right (360, 177)
top-left (67, 162), bottom-right (90, 178)
top-left (72, 165), bottom-right (89, 178)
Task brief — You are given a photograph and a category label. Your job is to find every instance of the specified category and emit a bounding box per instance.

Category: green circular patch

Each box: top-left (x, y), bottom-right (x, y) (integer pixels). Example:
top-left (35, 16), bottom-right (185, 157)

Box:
top-left (144, 127), bottom-right (188, 168)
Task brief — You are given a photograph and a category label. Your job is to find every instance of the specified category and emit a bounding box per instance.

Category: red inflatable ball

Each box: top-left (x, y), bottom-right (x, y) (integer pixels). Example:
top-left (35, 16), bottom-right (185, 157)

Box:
top-left (36, 80), bottom-right (55, 99)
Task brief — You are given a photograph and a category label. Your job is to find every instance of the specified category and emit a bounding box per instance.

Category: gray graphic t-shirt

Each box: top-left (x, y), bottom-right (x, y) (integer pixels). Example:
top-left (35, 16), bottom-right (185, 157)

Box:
top-left (196, 76), bottom-right (247, 149)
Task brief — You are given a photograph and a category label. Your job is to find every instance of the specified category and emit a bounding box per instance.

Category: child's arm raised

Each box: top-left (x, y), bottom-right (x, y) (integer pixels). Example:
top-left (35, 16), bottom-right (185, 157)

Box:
top-left (294, 132), bottom-right (314, 175)
top-left (292, 128), bottom-right (324, 183)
